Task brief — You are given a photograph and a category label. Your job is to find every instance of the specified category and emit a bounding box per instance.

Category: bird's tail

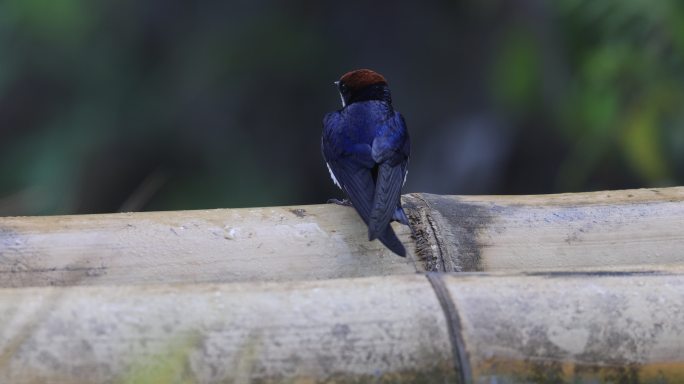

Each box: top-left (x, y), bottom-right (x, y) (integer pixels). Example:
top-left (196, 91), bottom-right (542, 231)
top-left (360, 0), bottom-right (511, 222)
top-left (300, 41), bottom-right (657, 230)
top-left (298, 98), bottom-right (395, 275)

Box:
top-left (377, 224), bottom-right (406, 257)
top-left (368, 163), bottom-right (404, 240)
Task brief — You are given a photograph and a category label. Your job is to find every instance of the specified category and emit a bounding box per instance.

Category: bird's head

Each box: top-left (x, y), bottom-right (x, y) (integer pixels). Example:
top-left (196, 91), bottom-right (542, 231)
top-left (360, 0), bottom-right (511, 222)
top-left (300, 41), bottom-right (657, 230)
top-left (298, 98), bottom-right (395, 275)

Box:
top-left (334, 69), bottom-right (389, 108)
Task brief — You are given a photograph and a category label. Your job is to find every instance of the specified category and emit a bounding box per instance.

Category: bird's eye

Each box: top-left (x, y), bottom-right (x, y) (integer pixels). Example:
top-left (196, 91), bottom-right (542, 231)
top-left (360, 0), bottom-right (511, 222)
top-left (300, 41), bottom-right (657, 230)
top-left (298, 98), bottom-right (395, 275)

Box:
top-left (339, 83), bottom-right (348, 93)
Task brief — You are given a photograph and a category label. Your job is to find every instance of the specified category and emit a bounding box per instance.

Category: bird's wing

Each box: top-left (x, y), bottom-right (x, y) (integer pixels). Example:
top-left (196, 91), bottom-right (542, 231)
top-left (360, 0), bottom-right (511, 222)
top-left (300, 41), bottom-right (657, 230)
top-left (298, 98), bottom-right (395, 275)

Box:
top-left (322, 110), bottom-right (408, 257)
top-left (322, 112), bottom-right (375, 223)
top-left (367, 112), bottom-right (410, 240)
top-left (398, 113), bottom-right (411, 184)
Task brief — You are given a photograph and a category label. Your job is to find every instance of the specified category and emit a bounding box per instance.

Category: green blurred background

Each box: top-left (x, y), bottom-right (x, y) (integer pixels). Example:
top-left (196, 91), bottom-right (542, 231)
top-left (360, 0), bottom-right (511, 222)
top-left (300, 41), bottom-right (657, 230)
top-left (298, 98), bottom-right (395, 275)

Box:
top-left (1, 0), bottom-right (683, 216)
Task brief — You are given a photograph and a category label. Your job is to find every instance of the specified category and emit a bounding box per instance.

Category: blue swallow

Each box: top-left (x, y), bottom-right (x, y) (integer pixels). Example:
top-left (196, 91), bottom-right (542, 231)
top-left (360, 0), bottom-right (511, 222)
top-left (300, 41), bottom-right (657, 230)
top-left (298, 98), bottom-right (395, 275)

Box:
top-left (322, 69), bottom-right (410, 256)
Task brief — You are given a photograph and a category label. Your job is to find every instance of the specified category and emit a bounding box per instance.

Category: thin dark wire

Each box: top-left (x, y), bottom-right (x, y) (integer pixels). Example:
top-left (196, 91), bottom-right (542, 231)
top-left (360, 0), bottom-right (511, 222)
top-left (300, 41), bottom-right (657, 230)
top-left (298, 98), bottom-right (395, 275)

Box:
top-left (426, 273), bottom-right (472, 384)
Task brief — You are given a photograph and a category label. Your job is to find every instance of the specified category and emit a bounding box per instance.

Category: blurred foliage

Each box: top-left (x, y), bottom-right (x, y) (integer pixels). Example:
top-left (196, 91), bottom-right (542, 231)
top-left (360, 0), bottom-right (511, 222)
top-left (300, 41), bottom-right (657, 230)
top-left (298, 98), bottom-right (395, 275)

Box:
top-left (0, 1), bottom-right (683, 215)
top-left (554, 0), bottom-right (684, 189)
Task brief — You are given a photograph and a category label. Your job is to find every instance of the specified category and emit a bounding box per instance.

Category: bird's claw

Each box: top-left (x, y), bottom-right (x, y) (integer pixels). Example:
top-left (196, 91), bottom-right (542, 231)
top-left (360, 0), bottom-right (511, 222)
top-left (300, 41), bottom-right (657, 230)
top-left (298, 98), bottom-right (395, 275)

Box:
top-left (327, 198), bottom-right (352, 206)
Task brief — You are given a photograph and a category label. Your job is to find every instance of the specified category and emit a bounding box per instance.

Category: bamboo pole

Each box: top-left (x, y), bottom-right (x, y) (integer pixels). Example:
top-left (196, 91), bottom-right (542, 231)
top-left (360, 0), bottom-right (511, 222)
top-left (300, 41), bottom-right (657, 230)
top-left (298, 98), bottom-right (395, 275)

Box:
top-left (0, 204), bottom-right (415, 288)
top-left (406, 187), bottom-right (684, 272)
top-left (1, 187), bottom-right (684, 288)
top-left (0, 273), bottom-right (682, 383)
top-left (440, 272), bottom-right (684, 383)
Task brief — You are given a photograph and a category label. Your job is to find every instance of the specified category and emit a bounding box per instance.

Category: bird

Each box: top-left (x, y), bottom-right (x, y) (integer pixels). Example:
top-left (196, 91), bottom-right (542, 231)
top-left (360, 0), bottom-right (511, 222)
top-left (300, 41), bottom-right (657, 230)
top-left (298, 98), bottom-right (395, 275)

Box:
top-left (321, 69), bottom-right (410, 257)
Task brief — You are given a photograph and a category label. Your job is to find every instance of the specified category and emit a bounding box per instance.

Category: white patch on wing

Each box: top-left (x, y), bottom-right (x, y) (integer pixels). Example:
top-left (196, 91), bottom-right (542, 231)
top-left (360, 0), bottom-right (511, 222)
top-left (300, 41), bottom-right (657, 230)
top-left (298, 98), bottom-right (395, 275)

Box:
top-left (326, 162), bottom-right (341, 189)
top-left (403, 169), bottom-right (408, 186)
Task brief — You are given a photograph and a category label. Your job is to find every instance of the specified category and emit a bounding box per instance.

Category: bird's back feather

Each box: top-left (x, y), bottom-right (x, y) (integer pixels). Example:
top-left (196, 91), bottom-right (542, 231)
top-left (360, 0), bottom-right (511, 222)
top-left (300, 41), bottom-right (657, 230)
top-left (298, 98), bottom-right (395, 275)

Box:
top-left (322, 101), bottom-right (409, 257)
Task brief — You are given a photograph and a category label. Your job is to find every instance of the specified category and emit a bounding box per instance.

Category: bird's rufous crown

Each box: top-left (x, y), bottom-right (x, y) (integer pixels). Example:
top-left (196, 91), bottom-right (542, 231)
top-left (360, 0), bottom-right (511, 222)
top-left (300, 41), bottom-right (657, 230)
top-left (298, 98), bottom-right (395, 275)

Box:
top-left (339, 69), bottom-right (387, 90)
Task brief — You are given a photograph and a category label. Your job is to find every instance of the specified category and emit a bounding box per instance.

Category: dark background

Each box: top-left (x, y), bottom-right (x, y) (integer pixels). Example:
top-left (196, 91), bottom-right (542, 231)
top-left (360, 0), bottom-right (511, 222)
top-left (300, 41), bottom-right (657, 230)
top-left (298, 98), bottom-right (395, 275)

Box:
top-left (1, 0), bottom-right (683, 215)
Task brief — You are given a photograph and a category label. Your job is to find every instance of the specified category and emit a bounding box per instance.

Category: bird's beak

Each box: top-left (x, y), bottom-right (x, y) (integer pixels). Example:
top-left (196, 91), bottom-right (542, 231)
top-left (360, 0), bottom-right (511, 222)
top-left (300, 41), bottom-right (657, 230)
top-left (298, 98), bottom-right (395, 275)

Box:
top-left (333, 81), bottom-right (340, 87)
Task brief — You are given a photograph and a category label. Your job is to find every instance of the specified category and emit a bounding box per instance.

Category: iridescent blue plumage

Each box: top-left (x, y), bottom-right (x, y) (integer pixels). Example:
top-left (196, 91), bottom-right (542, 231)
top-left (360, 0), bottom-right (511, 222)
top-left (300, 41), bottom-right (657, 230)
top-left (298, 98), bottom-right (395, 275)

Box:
top-left (322, 69), bottom-right (410, 256)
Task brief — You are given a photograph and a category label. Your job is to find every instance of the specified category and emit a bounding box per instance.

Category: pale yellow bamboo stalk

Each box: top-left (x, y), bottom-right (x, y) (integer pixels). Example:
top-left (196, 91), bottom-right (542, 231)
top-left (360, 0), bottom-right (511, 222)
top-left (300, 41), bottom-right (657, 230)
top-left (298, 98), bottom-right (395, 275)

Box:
top-left (1, 187), bottom-right (684, 288)
top-left (0, 204), bottom-right (415, 287)
top-left (0, 273), bottom-right (683, 383)
top-left (406, 187), bottom-right (684, 272)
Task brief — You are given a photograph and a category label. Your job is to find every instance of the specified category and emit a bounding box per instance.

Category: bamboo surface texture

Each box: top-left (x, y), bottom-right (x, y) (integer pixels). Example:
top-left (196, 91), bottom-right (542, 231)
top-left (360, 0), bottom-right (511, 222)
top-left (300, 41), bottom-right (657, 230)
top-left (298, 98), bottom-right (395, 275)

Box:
top-left (0, 273), bottom-right (682, 383)
top-left (2, 187), bottom-right (684, 383)
top-left (1, 187), bottom-right (684, 287)
top-left (405, 187), bottom-right (684, 272)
